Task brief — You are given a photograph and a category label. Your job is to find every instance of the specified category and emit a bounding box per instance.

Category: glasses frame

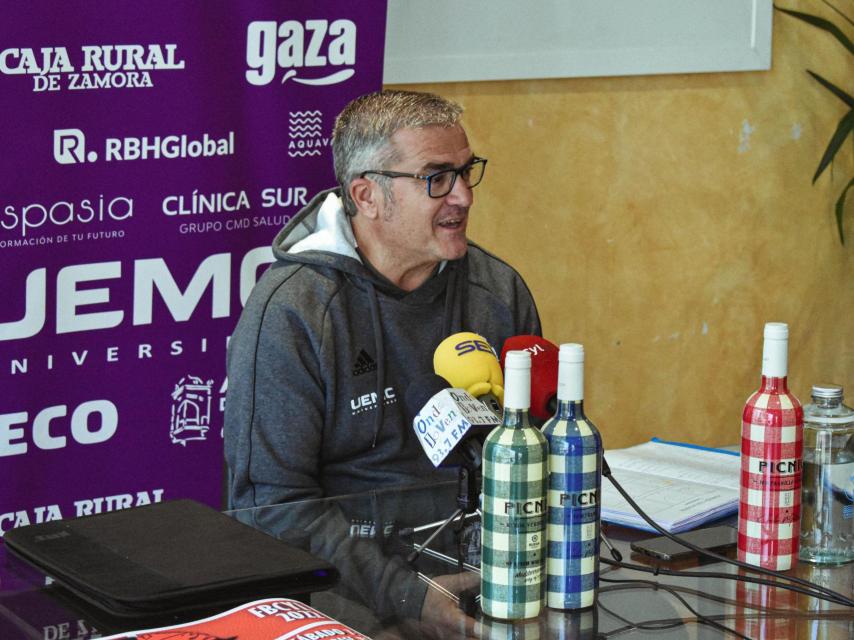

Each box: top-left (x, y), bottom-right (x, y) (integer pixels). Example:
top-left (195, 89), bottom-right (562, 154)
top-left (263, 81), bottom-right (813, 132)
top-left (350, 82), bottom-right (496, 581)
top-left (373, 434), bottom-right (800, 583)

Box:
top-left (359, 157), bottom-right (487, 199)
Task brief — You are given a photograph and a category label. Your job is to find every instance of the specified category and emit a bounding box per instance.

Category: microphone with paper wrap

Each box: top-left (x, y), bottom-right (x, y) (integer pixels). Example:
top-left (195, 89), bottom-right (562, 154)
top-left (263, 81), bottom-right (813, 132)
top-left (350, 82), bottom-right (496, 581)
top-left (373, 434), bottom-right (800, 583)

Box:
top-left (433, 332), bottom-right (504, 416)
top-left (501, 335), bottom-right (560, 422)
top-left (403, 372), bottom-right (500, 470)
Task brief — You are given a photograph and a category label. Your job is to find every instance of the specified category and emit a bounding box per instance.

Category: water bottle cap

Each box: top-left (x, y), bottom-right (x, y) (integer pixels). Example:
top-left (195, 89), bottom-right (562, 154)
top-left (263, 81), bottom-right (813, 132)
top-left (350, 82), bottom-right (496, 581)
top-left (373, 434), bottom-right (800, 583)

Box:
top-left (811, 384), bottom-right (843, 399)
top-left (764, 322), bottom-right (788, 340)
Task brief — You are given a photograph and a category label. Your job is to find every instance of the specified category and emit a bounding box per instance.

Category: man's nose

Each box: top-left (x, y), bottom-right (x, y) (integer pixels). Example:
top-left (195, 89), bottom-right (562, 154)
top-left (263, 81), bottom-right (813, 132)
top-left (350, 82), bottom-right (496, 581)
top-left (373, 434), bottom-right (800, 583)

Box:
top-left (445, 174), bottom-right (473, 207)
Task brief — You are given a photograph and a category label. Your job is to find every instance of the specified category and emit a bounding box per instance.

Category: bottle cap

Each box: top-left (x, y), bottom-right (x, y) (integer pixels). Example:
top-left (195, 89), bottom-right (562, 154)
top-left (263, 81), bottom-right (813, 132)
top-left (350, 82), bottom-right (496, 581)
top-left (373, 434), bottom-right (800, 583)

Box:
top-left (558, 343), bottom-right (584, 402)
top-left (504, 350), bottom-right (531, 410)
top-left (811, 384), bottom-right (843, 399)
top-left (505, 350), bottom-right (532, 371)
top-left (762, 322), bottom-right (789, 377)
top-left (764, 322), bottom-right (788, 340)
top-left (559, 343), bottom-right (584, 363)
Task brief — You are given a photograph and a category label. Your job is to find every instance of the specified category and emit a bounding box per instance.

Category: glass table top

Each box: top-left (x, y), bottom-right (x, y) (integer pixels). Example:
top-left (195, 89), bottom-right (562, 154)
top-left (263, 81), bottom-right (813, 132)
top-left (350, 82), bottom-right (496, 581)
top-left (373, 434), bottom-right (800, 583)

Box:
top-left (0, 479), bottom-right (851, 639)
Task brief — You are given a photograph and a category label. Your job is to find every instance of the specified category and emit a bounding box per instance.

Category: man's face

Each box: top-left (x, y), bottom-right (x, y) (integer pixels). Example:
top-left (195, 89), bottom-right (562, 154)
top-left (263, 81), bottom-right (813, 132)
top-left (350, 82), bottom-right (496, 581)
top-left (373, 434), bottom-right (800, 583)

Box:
top-left (377, 124), bottom-right (474, 268)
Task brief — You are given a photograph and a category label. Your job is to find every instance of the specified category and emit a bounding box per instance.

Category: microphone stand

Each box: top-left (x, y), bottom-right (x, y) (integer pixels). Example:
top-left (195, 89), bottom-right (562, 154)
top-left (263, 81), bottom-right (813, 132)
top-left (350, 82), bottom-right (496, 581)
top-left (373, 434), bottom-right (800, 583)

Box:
top-left (406, 445), bottom-right (481, 567)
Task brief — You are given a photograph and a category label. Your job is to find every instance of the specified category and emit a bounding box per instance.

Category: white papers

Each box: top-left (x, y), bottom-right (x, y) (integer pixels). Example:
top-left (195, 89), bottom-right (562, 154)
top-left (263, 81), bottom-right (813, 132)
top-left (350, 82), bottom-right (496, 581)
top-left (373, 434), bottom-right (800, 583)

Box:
top-left (601, 441), bottom-right (740, 533)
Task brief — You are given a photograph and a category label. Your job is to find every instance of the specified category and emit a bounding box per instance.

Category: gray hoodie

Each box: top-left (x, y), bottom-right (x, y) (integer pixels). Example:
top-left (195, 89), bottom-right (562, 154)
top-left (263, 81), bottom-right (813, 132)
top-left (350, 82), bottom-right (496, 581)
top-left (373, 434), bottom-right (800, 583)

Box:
top-left (223, 188), bottom-right (540, 621)
top-left (225, 187), bottom-right (541, 510)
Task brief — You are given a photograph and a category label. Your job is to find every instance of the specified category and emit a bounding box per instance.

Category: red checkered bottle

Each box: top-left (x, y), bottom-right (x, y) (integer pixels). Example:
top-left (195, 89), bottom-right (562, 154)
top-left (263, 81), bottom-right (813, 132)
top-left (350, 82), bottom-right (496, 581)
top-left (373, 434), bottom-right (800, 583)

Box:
top-left (737, 322), bottom-right (804, 570)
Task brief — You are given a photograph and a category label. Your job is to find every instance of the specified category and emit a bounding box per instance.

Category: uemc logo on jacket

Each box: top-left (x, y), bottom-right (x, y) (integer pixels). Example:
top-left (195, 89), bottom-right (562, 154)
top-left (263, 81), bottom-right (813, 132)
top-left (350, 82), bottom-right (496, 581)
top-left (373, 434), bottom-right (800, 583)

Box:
top-left (350, 387), bottom-right (396, 415)
top-left (245, 19), bottom-right (356, 86)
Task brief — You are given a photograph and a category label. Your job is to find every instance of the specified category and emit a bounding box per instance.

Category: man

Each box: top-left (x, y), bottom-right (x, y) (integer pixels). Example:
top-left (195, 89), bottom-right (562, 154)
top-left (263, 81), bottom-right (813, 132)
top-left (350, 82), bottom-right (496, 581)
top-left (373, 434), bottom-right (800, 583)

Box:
top-left (224, 90), bottom-right (541, 635)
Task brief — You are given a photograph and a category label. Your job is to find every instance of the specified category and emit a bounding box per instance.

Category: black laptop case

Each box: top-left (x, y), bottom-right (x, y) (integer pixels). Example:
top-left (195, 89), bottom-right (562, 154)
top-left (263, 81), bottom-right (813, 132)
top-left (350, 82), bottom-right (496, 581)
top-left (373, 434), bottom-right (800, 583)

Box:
top-left (3, 499), bottom-right (338, 617)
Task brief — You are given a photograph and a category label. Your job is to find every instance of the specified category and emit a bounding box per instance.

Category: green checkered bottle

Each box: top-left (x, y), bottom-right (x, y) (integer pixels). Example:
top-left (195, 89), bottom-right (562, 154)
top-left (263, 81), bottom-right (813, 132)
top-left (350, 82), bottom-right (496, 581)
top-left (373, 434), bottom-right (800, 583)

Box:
top-left (481, 350), bottom-right (548, 621)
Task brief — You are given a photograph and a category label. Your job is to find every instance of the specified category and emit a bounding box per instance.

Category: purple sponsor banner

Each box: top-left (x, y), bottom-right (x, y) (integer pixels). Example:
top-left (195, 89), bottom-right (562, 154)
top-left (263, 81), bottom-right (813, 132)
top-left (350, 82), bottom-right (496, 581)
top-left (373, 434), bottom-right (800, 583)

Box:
top-left (0, 1), bottom-right (386, 537)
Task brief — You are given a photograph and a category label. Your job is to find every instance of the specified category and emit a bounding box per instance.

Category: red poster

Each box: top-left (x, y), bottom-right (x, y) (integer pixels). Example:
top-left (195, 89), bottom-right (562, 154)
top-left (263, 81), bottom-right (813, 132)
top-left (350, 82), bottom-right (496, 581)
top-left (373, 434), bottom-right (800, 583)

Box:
top-left (101, 598), bottom-right (372, 640)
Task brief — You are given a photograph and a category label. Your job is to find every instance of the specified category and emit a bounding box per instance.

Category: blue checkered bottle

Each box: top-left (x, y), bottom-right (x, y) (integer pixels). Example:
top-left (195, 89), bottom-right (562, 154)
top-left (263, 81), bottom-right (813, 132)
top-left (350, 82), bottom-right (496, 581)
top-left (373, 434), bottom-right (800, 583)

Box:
top-left (481, 350), bottom-right (548, 621)
top-left (541, 344), bottom-right (602, 610)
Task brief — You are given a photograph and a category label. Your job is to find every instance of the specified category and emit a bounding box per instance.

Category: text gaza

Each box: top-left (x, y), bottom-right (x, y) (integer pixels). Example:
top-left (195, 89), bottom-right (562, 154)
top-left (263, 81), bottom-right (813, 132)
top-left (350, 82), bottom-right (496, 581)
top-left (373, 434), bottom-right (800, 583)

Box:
top-left (0, 247), bottom-right (273, 341)
top-left (246, 19), bottom-right (356, 86)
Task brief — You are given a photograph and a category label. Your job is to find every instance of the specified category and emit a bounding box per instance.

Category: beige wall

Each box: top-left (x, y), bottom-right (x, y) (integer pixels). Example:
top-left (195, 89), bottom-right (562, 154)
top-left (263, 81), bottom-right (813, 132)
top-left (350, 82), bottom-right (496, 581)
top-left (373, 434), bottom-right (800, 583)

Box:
top-left (390, 1), bottom-right (853, 449)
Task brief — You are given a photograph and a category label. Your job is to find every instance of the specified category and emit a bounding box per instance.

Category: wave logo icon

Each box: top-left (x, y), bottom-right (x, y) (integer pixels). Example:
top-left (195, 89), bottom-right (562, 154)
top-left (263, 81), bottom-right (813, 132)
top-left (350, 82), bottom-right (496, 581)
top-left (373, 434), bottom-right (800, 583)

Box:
top-left (288, 110), bottom-right (327, 158)
top-left (245, 19), bottom-right (356, 87)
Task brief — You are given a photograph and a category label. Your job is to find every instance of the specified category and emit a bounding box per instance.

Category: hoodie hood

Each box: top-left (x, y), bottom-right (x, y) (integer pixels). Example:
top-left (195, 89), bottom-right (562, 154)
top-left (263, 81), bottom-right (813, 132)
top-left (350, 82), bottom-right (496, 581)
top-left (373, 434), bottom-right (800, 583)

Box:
top-left (275, 188), bottom-right (360, 263)
top-left (273, 187), bottom-right (451, 299)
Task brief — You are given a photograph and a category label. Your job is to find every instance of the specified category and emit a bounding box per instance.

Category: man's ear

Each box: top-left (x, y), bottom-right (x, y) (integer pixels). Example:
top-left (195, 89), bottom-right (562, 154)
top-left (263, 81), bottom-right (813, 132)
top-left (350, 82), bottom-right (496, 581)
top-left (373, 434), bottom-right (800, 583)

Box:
top-left (349, 178), bottom-right (381, 220)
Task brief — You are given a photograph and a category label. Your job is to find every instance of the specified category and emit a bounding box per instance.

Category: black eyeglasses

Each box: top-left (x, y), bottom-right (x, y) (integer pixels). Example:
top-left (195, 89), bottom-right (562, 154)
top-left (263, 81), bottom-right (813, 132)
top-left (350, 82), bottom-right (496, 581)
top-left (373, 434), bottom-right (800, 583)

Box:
top-left (359, 157), bottom-right (487, 198)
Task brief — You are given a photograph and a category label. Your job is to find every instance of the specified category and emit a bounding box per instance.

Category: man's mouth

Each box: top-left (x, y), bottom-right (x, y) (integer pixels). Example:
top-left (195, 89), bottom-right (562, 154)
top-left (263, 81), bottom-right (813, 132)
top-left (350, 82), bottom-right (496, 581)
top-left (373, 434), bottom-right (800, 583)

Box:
top-left (437, 211), bottom-right (467, 229)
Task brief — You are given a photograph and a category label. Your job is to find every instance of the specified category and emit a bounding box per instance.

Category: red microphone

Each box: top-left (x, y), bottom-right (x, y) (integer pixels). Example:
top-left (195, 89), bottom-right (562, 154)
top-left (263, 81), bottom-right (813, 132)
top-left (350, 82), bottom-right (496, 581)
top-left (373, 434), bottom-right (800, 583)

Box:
top-left (500, 335), bottom-right (559, 421)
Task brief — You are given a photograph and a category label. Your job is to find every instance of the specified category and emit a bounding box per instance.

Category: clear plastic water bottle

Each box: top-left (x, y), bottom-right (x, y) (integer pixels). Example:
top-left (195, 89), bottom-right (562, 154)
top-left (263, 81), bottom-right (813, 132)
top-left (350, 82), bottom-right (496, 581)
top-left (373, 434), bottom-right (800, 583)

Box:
top-left (799, 384), bottom-right (854, 564)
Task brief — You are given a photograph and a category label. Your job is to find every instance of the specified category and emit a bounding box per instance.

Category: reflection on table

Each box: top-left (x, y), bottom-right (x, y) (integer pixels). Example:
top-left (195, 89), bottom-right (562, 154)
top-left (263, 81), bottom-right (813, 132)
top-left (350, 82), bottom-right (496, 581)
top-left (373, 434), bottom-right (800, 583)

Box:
top-left (0, 479), bottom-right (850, 639)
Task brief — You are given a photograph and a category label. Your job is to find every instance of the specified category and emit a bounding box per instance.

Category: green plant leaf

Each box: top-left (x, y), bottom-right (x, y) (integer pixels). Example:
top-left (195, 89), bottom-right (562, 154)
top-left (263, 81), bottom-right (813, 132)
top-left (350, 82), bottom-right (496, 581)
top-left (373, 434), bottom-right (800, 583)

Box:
top-left (813, 109), bottom-right (854, 183)
top-left (775, 5), bottom-right (854, 55)
top-left (807, 70), bottom-right (854, 108)
top-left (835, 177), bottom-right (854, 244)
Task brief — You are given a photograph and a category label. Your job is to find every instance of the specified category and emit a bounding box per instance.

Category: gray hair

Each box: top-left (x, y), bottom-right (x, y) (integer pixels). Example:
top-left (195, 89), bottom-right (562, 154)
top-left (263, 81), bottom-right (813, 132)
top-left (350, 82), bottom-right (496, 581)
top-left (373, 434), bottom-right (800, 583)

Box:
top-left (332, 90), bottom-right (464, 216)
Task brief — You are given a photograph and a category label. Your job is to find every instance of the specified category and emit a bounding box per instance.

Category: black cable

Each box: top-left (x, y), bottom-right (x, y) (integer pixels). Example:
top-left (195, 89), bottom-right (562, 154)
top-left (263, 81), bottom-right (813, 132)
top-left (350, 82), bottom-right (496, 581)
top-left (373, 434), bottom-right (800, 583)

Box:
top-left (603, 574), bottom-right (744, 615)
top-left (600, 556), bottom-right (853, 607)
top-left (598, 578), bottom-right (751, 640)
top-left (601, 575), bottom-right (854, 623)
top-left (601, 575), bottom-right (854, 634)
top-left (602, 575), bottom-right (757, 612)
top-left (600, 578), bottom-right (751, 640)
top-left (598, 578), bottom-right (752, 640)
top-left (597, 600), bottom-right (688, 638)
top-left (602, 458), bottom-right (854, 607)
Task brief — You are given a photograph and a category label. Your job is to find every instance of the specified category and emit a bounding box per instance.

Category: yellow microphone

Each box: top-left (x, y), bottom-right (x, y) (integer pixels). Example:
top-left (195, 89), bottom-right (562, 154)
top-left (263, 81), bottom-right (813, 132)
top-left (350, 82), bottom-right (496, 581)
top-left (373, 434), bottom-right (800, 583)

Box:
top-left (433, 332), bottom-right (504, 412)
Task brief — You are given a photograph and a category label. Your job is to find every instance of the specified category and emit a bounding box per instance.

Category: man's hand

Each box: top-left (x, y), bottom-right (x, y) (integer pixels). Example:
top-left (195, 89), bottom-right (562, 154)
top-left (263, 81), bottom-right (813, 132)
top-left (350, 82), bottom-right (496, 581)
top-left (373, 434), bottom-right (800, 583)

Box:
top-left (417, 571), bottom-right (481, 639)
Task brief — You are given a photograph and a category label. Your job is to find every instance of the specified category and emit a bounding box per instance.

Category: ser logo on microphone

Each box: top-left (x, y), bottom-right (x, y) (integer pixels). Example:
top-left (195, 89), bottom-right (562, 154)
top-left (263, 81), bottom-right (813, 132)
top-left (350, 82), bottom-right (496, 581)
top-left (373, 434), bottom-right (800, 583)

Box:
top-left (454, 339), bottom-right (493, 356)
